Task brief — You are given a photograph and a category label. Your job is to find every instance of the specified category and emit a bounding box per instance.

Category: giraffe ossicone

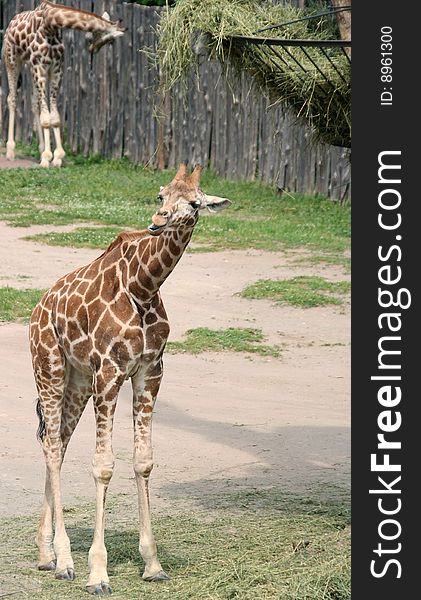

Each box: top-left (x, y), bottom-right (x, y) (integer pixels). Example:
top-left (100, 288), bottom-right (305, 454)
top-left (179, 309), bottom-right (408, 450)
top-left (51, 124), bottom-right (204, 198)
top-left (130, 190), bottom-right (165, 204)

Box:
top-left (2, 1), bottom-right (126, 168)
top-left (29, 164), bottom-right (231, 595)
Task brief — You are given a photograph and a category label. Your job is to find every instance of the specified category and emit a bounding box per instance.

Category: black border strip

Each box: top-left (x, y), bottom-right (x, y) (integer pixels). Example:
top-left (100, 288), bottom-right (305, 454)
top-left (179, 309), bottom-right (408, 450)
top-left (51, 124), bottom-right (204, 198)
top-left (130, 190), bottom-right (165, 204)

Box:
top-left (352, 2), bottom-right (419, 597)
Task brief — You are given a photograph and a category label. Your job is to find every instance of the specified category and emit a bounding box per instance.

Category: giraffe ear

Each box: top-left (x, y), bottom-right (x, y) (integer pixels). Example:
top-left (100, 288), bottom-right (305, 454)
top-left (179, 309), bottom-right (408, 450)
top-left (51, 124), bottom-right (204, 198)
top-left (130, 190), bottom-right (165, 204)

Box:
top-left (102, 11), bottom-right (111, 22)
top-left (201, 194), bottom-right (232, 213)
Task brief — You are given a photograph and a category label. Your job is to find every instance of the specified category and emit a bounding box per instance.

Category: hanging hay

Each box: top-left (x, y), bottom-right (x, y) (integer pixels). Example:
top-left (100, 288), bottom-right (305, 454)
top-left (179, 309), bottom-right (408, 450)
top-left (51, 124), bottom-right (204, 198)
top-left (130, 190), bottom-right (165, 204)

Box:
top-left (156, 0), bottom-right (351, 148)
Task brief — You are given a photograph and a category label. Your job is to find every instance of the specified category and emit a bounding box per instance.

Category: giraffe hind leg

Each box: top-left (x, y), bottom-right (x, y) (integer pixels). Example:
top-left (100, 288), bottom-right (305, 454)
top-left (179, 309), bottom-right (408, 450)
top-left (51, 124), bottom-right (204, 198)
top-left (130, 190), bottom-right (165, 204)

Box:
top-left (60, 368), bottom-right (92, 455)
top-left (33, 332), bottom-right (74, 580)
top-left (35, 398), bottom-right (57, 571)
top-left (5, 55), bottom-right (21, 161)
top-left (36, 368), bottom-right (92, 573)
top-left (36, 397), bottom-right (46, 442)
top-left (37, 465), bottom-right (57, 571)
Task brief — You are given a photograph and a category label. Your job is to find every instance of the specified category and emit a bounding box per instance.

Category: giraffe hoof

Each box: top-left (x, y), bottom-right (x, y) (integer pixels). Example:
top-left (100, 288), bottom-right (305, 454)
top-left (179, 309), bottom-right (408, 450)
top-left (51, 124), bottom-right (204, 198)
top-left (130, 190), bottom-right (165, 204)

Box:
top-left (6, 142), bottom-right (15, 160)
top-left (55, 567), bottom-right (75, 580)
top-left (86, 582), bottom-right (112, 595)
top-left (52, 158), bottom-right (63, 168)
top-left (143, 570), bottom-right (170, 582)
top-left (40, 159), bottom-right (50, 168)
top-left (38, 559), bottom-right (57, 571)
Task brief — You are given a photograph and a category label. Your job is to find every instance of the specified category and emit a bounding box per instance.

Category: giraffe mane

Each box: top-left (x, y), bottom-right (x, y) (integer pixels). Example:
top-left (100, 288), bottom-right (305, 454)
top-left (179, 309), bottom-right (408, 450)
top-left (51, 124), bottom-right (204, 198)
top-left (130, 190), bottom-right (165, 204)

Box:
top-left (102, 231), bottom-right (149, 255)
top-left (42, 1), bottom-right (117, 24)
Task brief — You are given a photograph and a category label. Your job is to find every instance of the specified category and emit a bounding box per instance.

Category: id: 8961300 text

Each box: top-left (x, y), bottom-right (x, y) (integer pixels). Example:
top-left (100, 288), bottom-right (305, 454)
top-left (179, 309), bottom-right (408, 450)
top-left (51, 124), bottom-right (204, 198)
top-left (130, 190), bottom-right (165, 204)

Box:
top-left (380, 26), bottom-right (393, 106)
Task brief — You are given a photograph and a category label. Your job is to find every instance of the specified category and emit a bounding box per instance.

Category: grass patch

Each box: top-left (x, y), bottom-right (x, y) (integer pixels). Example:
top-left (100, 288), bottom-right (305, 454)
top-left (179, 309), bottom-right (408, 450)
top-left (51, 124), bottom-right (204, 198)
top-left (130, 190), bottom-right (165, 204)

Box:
top-left (0, 160), bottom-right (350, 253)
top-left (288, 254), bottom-right (351, 273)
top-left (0, 287), bottom-right (44, 322)
top-left (0, 490), bottom-right (350, 600)
top-left (24, 226), bottom-right (125, 249)
top-left (240, 276), bottom-right (350, 308)
top-left (167, 327), bottom-right (280, 357)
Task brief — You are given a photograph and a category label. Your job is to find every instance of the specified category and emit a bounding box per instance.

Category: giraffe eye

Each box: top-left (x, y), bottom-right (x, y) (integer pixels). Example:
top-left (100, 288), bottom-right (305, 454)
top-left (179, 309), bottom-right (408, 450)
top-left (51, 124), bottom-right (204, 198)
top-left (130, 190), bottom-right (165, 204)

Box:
top-left (191, 200), bottom-right (201, 209)
top-left (157, 194), bottom-right (164, 203)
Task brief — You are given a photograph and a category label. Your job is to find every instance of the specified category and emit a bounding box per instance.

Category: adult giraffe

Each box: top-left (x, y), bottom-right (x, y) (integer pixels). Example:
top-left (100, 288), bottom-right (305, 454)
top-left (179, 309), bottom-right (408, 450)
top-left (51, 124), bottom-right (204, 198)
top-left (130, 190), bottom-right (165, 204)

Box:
top-left (2, 1), bottom-right (126, 167)
top-left (29, 164), bottom-right (231, 595)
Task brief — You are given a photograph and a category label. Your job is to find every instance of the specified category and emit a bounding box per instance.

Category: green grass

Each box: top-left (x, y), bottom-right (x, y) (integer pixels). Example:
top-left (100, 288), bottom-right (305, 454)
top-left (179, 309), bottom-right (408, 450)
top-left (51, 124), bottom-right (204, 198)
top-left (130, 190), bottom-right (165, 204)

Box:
top-left (167, 327), bottom-right (281, 357)
top-left (24, 226), bottom-right (125, 249)
top-left (0, 287), bottom-right (45, 322)
top-left (240, 276), bottom-right (351, 308)
top-left (289, 254), bottom-right (351, 274)
top-left (0, 490), bottom-right (350, 600)
top-left (0, 159), bottom-right (350, 254)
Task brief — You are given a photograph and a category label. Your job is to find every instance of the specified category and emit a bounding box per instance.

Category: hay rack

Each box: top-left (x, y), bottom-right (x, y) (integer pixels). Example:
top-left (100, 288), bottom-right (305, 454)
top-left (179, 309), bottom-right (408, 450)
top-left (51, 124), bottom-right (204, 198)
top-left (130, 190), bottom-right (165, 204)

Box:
top-left (225, 5), bottom-right (351, 148)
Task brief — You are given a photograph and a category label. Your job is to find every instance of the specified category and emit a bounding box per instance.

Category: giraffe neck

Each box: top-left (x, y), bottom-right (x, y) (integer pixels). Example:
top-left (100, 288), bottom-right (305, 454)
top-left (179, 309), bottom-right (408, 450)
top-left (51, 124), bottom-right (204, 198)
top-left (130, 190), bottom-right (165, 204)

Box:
top-left (127, 218), bottom-right (197, 305)
top-left (40, 1), bottom-right (113, 33)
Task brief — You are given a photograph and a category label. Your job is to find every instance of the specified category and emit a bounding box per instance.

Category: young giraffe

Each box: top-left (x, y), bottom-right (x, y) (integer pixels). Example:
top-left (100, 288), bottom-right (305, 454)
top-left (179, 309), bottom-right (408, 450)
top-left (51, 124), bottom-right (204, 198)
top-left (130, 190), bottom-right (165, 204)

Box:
top-left (2, 1), bottom-right (126, 168)
top-left (29, 164), bottom-right (231, 595)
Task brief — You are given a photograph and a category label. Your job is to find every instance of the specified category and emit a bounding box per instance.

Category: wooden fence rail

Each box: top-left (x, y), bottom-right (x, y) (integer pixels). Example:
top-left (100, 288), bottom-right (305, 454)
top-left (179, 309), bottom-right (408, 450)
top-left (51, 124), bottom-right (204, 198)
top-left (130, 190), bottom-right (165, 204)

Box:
top-left (0, 0), bottom-right (350, 200)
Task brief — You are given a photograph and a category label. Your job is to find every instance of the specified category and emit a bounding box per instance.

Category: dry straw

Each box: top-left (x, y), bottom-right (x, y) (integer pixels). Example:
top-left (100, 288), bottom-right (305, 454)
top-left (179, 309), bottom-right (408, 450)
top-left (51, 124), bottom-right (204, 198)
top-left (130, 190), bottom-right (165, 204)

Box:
top-left (156, 0), bottom-right (351, 148)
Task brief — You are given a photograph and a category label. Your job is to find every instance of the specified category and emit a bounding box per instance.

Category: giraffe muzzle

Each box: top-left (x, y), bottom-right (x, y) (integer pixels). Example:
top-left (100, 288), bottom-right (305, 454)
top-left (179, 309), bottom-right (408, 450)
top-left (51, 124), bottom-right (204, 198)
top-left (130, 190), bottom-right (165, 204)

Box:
top-left (148, 220), bottom-right (167, 235)
top-left (148, 223), bottom-right (165, 235)
top-left (148, 211), bottom-right (171, 234)
top-left (88, 30), bottom-right (126, 54)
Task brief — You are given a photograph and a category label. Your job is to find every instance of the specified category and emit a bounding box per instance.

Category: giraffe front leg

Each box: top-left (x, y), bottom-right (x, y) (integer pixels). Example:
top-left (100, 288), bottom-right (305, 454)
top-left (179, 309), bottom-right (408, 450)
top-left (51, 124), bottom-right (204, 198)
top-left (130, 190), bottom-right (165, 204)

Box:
top-left (49, 63), bottom-right (65, 168)
top-left (86, 444), bottom-right (114, 596)
top-left (39, 102), bottom-right (53, 168)
top-left (86, 367), bottom-right (123, 596)
top-left (40, 121), bottom-right (53, 168)
top-left (31, 90), bottom-right (44, 155)
top-left (32, 65), bottom-right (52, 167)
top-left (52, 126), bottom-right (65, 168)
top-left (132, 363), bottom-right (169, 582)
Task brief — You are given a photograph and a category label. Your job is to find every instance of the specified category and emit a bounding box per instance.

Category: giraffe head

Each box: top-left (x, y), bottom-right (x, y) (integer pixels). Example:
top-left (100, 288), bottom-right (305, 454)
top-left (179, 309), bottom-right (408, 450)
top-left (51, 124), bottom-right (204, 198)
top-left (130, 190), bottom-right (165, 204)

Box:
top-left (87, 11), bottom-right (127, 54)
top-left (148, 164), bottom-right (232, 235)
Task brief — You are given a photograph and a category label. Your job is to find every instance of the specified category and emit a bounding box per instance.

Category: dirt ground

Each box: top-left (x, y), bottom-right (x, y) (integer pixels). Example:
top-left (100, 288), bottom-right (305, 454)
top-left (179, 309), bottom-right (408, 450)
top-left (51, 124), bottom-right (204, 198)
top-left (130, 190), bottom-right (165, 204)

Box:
top-left (0, 156), bottom-right (38, 169)
top-left (0, 220), bottom-right (350, 517)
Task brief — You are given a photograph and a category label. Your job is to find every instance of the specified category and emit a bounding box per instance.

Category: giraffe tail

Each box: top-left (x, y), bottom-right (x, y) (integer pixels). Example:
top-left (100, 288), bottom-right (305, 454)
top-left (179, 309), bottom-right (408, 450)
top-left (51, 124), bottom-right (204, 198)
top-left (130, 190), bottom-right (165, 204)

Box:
top-left (36, 398), bottom-right (46, 442)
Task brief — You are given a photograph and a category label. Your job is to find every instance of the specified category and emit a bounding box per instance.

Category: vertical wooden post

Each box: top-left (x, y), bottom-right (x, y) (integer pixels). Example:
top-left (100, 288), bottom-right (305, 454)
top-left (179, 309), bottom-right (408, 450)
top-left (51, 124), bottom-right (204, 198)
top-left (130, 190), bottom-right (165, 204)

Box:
top-left (331, 0), bottom-right (351, 57)
top-left (156, 67), bottom-right (169, 171)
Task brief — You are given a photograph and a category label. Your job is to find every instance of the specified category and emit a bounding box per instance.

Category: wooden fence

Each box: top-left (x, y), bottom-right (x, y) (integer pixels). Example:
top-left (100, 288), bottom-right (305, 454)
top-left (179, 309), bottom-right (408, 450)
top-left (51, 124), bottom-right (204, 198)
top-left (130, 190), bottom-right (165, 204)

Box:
top-left (0, 0), bottom-right (350, 200)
